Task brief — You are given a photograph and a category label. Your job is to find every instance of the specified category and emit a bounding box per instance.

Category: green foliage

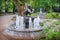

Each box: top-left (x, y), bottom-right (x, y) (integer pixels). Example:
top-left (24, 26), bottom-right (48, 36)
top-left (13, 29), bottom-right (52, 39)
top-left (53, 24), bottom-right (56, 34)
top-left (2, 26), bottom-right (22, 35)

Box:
top-left (40, 22), bottom-right (44, 26)
top-left (42, 26), bottom-right (60, 40)
top-left (40, 20), bottom-right (60, 40)
top-left (46, 31), bottom-right (60, 40)
top-left (5, 0), bottom-right (13, 12)
top-left (55, 16), bottom-right (60, 19)
top-left (28, 0), bottom-right (60, 12)
top-left (0, 0), bottom-right (60, 13)
top-left (45, 13), bottom-right (53, 18)
top-left (0, 0), bottom-right (5, 13)
top-left (52, 12), bottom-right (60, 19)
top-left (53, 20), bottom-right (60, 25)
top-left (45, 12), bottom-right (60, 18)
top-left (24, 0), bottom-right (60, 12)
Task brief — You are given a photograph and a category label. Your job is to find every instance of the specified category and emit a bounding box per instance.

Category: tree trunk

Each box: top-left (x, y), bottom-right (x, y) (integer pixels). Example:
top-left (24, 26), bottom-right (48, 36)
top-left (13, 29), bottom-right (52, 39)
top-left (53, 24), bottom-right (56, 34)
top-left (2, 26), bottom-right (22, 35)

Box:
top-left (13, 0), bottom-right (25, 16)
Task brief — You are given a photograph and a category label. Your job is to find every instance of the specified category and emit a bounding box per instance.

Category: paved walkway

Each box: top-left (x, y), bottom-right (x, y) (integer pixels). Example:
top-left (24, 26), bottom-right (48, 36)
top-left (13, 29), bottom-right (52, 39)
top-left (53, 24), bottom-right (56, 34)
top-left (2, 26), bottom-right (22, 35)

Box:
top-left (0, 15), bottom-right (15, 40)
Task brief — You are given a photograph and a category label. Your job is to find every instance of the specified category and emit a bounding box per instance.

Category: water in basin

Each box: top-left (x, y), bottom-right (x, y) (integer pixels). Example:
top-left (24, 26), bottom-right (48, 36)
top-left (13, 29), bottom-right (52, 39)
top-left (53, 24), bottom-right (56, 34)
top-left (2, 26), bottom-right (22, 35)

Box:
top-left (15, 15), bottom-right (41, 30)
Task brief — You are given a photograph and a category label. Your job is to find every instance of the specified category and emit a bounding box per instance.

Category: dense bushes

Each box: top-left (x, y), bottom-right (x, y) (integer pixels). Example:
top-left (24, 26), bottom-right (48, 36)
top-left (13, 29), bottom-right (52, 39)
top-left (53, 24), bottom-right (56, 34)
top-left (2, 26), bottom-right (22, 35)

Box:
top-left (46, 31), bottom-right (60, 40)
top-left (45, 12), bottom-right (60, 18)
top-left (0, 0), bottom-right (5, 13)
top-left (40, 20), bottom-right (60, 40)
top-left (45, 27), bottom-right (60, 40)
top-left (0, 0), bottom-right (13, 13)
top-left (0, 0), bottom-right (60, 13)
top-left (5, 0), bottom-right (13, 12)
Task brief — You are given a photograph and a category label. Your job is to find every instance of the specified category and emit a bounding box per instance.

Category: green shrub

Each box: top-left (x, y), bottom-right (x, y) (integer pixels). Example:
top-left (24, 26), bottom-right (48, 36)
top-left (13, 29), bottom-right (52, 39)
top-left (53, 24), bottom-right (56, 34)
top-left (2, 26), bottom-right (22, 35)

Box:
top-left (5, 0), bottom-right (13, 12)
top-left (51, 12), bottom-right (57, 17)
top-left (50, 12), bottom-right (60, 19)
top-left (45, 12), bottom-right (60, 18)
top-left (43, 27), bottom-right (60, 40)
top-left (40, 22), bottom-right (44, 26)
top-left (45, 13), bottom-right (53, 18)
top-left (46, 31), bottom-right (60, 40)
top-left (55, 16), bottom-right (60, 19)
top-left (53, 20), bottom-right (60, 25)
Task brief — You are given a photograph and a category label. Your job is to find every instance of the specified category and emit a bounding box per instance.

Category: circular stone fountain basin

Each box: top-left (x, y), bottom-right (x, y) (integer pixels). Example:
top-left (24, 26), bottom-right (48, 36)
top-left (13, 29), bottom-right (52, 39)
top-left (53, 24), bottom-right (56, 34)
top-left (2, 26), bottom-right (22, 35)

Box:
top-left (3, 24), bottom-right (43, 40)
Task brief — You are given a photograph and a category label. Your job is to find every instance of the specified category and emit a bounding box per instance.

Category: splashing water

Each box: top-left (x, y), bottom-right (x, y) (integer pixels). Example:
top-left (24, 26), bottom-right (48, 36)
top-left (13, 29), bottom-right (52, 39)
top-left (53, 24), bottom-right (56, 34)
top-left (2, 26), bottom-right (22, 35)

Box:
top-left (16, 15), bottom-right (24, 30)
top-left (34, 16), bottom-right (40, 29)
top-left (16, 15), bottom-right (20, 29)
top-left (39, 8), bottom-right (43, 14)
top-left (15, 15), bottom-right (41, 30)
top-left (29, 17), bottom-right (33, 29)
top-left (19, 16), bottom-right (24, 30)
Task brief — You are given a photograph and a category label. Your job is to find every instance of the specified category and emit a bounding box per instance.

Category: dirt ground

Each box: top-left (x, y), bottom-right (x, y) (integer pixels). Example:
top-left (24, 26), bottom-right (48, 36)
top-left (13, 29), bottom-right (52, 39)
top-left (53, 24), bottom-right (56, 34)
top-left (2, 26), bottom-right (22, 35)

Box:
top-left (0, 15), bottom-right (15, 40)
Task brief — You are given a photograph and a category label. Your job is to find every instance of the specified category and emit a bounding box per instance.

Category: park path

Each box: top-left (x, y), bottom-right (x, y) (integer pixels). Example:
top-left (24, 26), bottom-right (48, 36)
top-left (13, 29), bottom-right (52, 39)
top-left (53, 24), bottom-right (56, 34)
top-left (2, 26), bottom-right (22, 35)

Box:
top-left (0, 15), bottom-right (15, 32)
top-left (0, 15), bottom-right (15, 40)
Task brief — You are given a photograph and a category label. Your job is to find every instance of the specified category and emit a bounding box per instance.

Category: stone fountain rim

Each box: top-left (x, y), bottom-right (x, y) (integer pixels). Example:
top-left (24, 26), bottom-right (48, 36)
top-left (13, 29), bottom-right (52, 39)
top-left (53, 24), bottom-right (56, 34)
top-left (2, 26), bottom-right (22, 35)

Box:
top-left (7, 23), bottom-right (43, 33)
top-left (3, 32), bottom-right (40, 40)
top-left (9, 28), bottom-right (43, 32)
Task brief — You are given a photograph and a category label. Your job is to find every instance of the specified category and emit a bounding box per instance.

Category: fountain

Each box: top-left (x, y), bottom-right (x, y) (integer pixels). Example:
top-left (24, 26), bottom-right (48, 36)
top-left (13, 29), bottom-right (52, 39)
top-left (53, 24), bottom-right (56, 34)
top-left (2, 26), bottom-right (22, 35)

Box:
top-left (39, 8), bottom-right (43, 14)
top-left (39, 8), bottom-right (44, 18)
top-left (3, 15), bottom-right (43, 40)
top-left (3, 0), bottom-right (43, 40)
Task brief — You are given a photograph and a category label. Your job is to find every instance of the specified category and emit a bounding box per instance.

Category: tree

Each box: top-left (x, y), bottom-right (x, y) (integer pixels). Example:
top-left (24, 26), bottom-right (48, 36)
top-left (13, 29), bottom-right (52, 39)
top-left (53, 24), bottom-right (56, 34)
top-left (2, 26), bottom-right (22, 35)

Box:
top-left (13, 0), bottom-right (25, 16)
